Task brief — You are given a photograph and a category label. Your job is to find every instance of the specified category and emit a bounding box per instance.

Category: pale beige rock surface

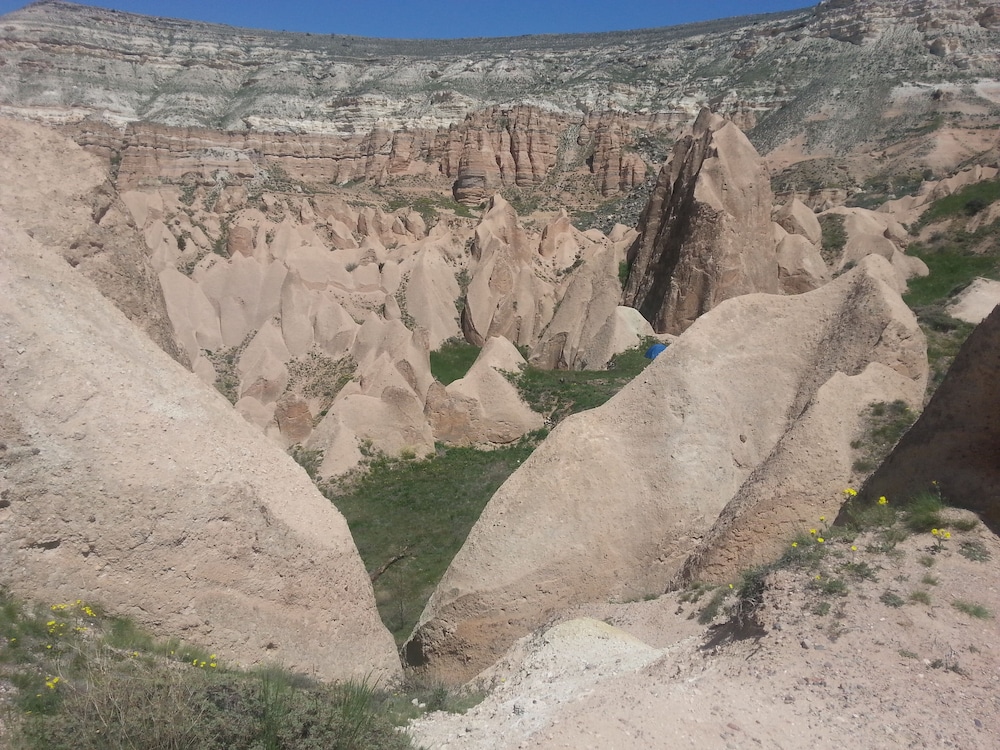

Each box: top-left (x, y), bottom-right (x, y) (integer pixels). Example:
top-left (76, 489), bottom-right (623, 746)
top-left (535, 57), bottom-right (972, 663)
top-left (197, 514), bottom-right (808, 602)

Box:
top-left (408, 520), bottom-right (1000, 749)
top-left (773, 197), bottom-right (822, 245)
top-left (946, 277), bottom-right (1000, 324)
top-left (426, 337), bottom-right (543, 445)
top-left (775, 231), bottom-right (830, 294)
top-left (406, 255), bottom-right (926, 682)
top-left (461, 195), bottom-right (554, 348)
top-left (0, 117), bottom-right (183, 363)
top-left (530, 239), bottom-right (653, 370)
top-left (0, 222), bottom-right (400, 682)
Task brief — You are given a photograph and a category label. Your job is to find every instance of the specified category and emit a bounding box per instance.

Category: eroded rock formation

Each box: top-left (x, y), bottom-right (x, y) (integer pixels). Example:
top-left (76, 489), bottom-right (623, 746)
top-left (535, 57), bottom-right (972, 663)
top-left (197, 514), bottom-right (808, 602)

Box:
top-left (622, 109), bottom-right (778, 334)
top-left (406, 254), bottom-right (926, 683)
top-left (0, 221), bottom-right (400, 682)
top-left (861, 305), bottom-right (1000, 529)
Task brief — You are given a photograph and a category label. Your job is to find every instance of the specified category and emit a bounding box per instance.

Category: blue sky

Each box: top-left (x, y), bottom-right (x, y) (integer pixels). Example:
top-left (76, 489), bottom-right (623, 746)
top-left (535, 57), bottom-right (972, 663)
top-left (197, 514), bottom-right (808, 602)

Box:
top-left (0, 1), bottom-right (814, 39)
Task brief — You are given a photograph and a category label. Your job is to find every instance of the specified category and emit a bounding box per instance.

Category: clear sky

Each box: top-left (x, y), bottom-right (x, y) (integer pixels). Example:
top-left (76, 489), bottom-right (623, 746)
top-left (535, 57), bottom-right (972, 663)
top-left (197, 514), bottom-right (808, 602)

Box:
top-left (0, 1), bottom-right (815, 39)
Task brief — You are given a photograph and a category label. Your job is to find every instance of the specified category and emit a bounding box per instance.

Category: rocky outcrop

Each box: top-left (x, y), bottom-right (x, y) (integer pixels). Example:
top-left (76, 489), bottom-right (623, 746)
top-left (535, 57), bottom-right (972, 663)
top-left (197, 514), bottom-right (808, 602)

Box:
top-left (425, 337), bottom-right (544, 445)
top-left (861, 305), bottom-right (1000, 530)
top-left (0, 117), bottom-right (184, 365)
top-left (0, 221), bottom-right (400, 682)
top-left (622, 110), bottom-right (778, 334)
top-left (530, 230), bottom-right (653, 370)
top-left (946, 278), bottom-right (1000, 325)
top-left (775, 227), bottom-right (830, 294)
top-left (461, 195), bottom-right (554, 348)
top-left (452, 106), bottom-right (572, 205)
top-left (406, 255), bottom-right (926, 683)
top-left (4, 0), bottom-right (998, 196)
top-left (819, 206), bottom-right (928, 288)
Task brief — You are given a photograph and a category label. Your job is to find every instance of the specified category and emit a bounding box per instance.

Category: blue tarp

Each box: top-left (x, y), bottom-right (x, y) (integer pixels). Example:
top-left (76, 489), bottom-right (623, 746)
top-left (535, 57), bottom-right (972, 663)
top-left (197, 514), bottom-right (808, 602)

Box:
top-left (644, 343), bottom-right (668, 360)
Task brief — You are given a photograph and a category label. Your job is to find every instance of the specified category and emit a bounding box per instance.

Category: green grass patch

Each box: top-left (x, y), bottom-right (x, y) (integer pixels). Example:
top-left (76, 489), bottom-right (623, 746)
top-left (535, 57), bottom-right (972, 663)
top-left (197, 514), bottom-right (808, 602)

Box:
top-left (952, 600), bottom-right (993, 619)
top-left (818, 213), bottom-right (848, 265)
top-left (850, 400), bottom-right (916, 474)
top-left (0, 589), bottom-right (411, 750)
top-left (916, 179), bottom-right (1000, 227)
top-left (326, 438), bottom-right (540, 643)
top-left (904, 489), bottom-right (945, 533)
top-left (903, 247), bottom-right (1000, 309)
top-left (909, 590), bottom-right (931, 605)
top-left (510, 341), bottom-right (655, 424)
top-left (430, 339), bottom-right (482, 385)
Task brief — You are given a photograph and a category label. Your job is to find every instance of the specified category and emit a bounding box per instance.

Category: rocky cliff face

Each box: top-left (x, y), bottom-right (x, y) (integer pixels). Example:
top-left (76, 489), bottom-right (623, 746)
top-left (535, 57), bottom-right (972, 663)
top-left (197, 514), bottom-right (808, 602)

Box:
top-left (406, 254), bottom-right (927, 683)
top-left (3, 0), bottom-right (998, 207)
top-left (861, 305), bottom-right (1000, 530)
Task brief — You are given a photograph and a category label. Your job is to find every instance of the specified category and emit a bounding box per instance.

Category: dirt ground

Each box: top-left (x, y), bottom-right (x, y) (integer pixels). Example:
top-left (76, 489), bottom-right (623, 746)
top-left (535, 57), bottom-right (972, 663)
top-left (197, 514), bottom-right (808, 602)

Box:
top-left (408, 507), bottom-right (1000, 749)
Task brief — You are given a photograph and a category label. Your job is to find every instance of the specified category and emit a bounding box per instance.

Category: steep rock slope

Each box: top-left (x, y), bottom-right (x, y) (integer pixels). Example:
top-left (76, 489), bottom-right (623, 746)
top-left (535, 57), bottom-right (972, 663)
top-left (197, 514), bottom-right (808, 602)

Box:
top-left (0, 221), bottom-right (400, 681)
top-left (861, 304), bottom-right (1000, 529)
top-left (406, 254), bottom-right (925, 683)
top-left (0, 117), bottom-right (183, 363)
top-left (622, 109), bottom-right (778, 334)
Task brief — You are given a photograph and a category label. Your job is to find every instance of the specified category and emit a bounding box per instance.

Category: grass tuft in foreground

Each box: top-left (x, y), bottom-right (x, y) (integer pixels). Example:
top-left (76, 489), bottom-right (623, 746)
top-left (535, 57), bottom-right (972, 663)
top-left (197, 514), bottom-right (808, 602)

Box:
top-left (0, 590), bottom-right (412, 750)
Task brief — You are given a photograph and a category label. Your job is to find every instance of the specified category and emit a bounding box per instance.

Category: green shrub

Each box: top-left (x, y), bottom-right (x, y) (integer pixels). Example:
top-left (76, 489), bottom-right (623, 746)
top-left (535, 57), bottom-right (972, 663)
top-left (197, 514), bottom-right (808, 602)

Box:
top-left (904, 489), bottom-right (945, 532)
top-left (952, 601), bottom-right (992, 620)
top-left (818, 214), bottom-right (847, 265)
top-left (958, 541), bottom-right (990, 562)
top-left (880, 590), bottom-right (905, 608)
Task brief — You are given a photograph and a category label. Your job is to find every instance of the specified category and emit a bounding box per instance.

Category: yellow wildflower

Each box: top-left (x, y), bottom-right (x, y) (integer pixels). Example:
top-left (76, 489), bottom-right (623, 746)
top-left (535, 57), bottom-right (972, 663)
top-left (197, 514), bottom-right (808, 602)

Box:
top-left (817, 537), bottom-right (825, 544)
top-left (878, 496), bottom-right (888, 505)
top-left (810, 529), bottom-right (817, 535)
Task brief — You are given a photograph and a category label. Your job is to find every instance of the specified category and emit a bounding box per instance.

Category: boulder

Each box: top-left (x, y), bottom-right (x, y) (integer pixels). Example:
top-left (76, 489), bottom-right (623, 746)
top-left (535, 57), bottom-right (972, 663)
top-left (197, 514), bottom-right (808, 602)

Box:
top-left (405, 254), bottom-right (926, 683)
top-left (0, 222), bottom-right (400, 682)
top-left (776, 233), bottom-right (830, 294)
top-left (861, 305), bottom-right (1000, 529)
top-left (622, 109), bottom-right (778, 334)
top-left (774, 198), bottom-right (822, 245)
top-left (946, 278), bottom-right (1000, 325)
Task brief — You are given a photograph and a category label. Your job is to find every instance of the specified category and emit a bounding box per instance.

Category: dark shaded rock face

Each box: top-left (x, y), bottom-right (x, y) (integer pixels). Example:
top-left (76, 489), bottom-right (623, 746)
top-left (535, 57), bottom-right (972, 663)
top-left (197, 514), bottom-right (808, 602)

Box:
top-left (862, 305), bottom-right (1000, 530)
top-left (621, 109), bottom-right (778, 334)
